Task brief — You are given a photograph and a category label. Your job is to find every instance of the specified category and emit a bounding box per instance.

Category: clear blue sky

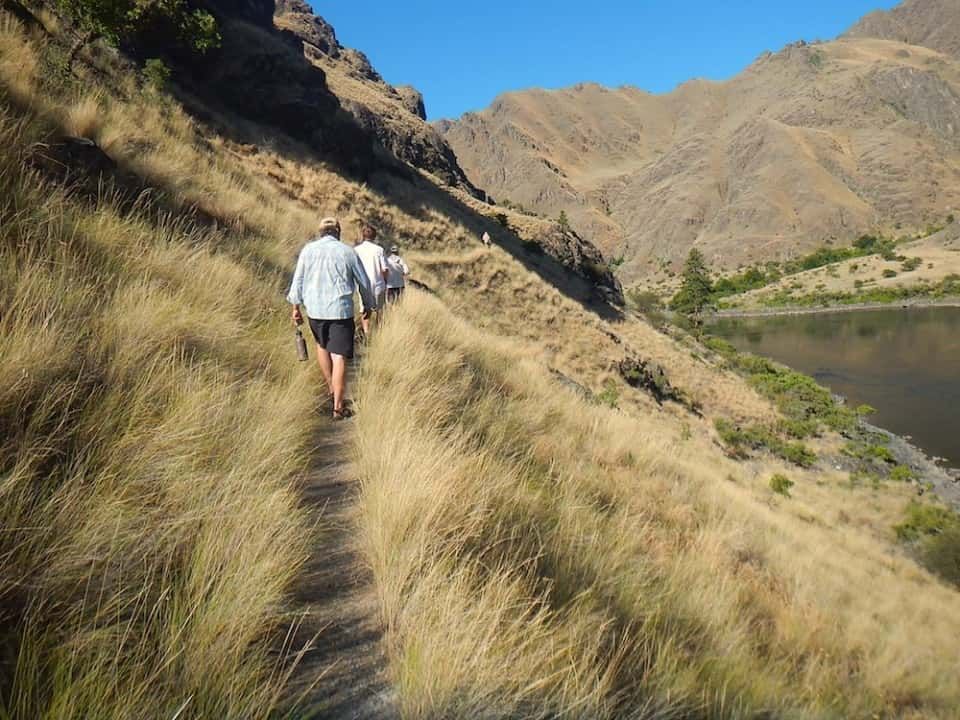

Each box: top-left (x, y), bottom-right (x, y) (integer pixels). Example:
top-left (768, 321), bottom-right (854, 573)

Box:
top-left (311, 1), bottom-right (901, 121)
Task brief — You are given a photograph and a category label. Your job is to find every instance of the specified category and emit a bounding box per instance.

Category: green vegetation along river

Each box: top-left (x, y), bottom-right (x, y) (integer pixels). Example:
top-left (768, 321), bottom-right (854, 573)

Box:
top-left (710, 307), bottom-right (960, 469)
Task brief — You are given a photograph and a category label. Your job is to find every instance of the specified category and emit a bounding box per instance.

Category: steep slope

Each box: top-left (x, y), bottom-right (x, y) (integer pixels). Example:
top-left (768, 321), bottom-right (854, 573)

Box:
top-left (272, 0), bottom-right (477, 191)
top-left (438, 1), bottom-right (960, 283)
top-left (3, 3), bottom-right (960, 719)
top-left (173, 0), bottom-right (618, 295)
top-left (846, 0), bottom-right (960, 59)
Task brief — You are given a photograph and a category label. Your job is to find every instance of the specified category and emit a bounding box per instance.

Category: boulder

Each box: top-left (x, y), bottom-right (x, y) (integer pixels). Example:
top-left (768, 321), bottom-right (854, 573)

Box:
top-left (28, 136), bottom-right (116, 182)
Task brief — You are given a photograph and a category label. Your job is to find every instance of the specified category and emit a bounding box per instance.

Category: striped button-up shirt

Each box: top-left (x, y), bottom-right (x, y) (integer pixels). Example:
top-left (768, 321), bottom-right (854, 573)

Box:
top-left (287, 235), bottom-right (376, 320)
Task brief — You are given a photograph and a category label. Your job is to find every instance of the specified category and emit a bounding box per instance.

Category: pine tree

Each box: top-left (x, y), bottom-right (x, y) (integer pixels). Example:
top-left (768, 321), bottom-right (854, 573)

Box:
top-left (671, 249), bottom-right (713, 316)
top-left (557, 210), bottom-right (570, 230)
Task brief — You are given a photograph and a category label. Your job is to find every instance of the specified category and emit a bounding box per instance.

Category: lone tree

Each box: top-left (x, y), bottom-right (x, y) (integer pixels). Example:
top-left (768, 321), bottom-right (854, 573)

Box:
top-left (671, 248), bottom-right (713, 317)
top-left (57, 0), bottom-right (220, 69)
top-left (557, 210), bottom-right (570, 230)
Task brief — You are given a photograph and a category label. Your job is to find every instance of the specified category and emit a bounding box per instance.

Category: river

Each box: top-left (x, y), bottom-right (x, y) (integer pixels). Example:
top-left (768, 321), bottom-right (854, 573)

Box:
top-left (710, 307), bottom-right (960, 469)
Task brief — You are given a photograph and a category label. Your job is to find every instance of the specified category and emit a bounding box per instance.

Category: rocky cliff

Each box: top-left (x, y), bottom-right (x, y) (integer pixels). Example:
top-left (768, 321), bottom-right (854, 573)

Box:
top-left (271, 0), bottom-right (477, 191)
top-left (173, 0), bottom-right (476, 189)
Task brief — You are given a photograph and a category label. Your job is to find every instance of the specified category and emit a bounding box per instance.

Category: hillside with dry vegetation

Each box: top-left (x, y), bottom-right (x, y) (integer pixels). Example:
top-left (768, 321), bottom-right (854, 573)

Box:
top-left (438, 0), bottom-right (960, 284)
top-left (2, 1), bottom-right (960, 718)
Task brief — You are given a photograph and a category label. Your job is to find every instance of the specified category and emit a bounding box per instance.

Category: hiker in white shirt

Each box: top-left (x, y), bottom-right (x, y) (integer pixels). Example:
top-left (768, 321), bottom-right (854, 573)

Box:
top-left (385, 244), bottom-right (409, 304)
top-left (354, 224), bottom-right (388, 336)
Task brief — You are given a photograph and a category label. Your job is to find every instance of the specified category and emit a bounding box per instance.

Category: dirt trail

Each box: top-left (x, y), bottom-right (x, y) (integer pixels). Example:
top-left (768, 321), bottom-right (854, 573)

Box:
top-left (284, 418), bottom-right (398, 719)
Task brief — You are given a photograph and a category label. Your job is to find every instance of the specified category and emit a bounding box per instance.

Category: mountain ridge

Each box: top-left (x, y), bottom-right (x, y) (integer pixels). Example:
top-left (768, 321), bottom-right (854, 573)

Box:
top-left (437, 0), bottom-right (960, 283)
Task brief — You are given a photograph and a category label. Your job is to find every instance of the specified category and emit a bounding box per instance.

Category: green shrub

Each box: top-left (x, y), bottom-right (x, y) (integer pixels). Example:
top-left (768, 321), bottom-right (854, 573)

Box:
top-left (895, 502), bottom-right (960, 587)
top-left (901, 257), bottom-right (922, 272)
top-left (855, 404), bottom-right (876, 417)
top-left (922, 526), bottom-right (960, 587)
top-left (143, 57), bottom-right (171, 89)
top-left (882, 269), bottom-right (898, 279)
top-left (770, 474), bottom-right (794, 497)
top-left (596, 378), bottom-right (619, 409)
top-left (890, 465), bottom-right (916, 482)
top-left (896, 502), bottom-right (955, 540)
top-left (780, 442), bottom-right (817, 468)
top-left (57, 0), bottom-right (221, 53)
top-left (494, 212), bottom-right (509, 228)
top-left (778, 417), bottom-right (819, 439)
top-left (627, 289), bottom-right (662, 313)
top-left (715, 419), bottom-right (816, 467)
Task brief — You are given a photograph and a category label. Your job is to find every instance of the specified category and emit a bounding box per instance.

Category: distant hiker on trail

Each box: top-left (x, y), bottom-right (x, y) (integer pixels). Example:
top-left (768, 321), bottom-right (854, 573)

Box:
top-left (354, 224), bottom-right (388, 336)
top-left (288, 217), bottom-right (375, 421)
top-left (482, 231), bottom-right (492, 247)
top-left (385, 244), bottom-right (410, 304)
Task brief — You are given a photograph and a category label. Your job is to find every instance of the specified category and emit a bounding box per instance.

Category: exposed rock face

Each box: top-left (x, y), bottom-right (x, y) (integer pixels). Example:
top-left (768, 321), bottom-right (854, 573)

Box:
top-left (273, 0), bottom-right (339, 56)
top-left (270, 0), bottom-right (477, 193)
top-left (533, 224), bottom-right (622, 303)
top-left (395, 85), bottom-right (427, 120)
top-left (438, 1), bottom-right (960, 282)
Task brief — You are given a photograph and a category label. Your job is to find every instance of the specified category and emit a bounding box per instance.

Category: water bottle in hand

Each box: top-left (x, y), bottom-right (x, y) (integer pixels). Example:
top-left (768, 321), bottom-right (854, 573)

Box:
top-left (295, 328), bottom-right (309, 362)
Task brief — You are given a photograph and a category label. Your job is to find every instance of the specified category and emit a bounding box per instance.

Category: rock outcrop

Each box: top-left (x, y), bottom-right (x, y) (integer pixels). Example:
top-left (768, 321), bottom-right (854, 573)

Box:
top-left (270, 0), bottom-right (478, 193)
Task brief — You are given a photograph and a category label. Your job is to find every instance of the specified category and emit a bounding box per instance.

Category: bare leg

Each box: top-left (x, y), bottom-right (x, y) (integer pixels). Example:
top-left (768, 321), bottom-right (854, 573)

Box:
top-left (316, 345), bottom-right (333, 395)
top-left (331, 353), bottom-right (348, 414)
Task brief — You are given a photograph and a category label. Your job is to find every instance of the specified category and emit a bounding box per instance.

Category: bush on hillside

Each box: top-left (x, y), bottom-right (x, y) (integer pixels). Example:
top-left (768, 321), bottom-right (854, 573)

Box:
top-left (895, 502), bottom-right (960, 587)
top-left (770, 474), bottom-right (794, 497)
top-left (143, 57), bottom-right (171, 89)
top-left (57, 0), bottom-right (220, 66)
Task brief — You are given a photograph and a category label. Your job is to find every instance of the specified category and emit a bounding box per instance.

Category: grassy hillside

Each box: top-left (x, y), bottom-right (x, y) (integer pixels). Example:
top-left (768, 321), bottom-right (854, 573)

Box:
top-left (2, 7), bottom-right (960, 719)
top-left (0, 12), bottom-right (322, 717)
top-left (356, 295), bottom-right (960, 719)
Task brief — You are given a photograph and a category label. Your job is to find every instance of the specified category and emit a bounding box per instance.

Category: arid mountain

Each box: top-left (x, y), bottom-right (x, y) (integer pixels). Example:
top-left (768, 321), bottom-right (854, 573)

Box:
top-left (437, 1), bottom-right (960, 283)
top-left (846, 0), bottom-right (960, 59)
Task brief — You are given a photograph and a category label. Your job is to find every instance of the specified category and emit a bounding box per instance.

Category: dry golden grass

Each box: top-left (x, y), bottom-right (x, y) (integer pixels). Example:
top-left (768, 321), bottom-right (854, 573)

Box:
top-left (3, 8), bottom-right (960, 719)
top-left (0, 14), bottom-right (324, 718)
top-left (356, 293), bottom-right (960, 718)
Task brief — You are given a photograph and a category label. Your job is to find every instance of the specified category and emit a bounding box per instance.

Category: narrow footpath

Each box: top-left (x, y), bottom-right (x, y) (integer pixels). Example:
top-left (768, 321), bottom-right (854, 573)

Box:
top-left (284, 415), bottom-right (398, 719)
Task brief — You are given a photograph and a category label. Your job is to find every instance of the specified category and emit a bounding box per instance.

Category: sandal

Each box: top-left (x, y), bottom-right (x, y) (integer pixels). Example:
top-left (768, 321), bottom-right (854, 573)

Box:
top-left (332, 406), bottom-right (354, 421)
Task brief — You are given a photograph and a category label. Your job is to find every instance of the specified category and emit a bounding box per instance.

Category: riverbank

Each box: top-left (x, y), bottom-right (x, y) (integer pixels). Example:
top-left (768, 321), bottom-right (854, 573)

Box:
top-left (860, 422), bottom-right (960, 509)
top-left (710, 296), bottom-right (960, 318)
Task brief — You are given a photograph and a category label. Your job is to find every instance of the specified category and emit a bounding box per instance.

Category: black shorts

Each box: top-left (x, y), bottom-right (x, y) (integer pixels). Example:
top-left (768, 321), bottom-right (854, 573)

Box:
top-left (308, 317), bottom-right (356, 359)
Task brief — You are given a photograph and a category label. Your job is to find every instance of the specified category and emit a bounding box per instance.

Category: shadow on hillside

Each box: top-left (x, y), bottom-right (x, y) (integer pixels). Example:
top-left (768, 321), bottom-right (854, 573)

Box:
top-left (368, 170), bottom-right (625, 321)
top-left (23, 0), bottom-right (623, 323)
top-left (153, 8), bottom-right (624, 322)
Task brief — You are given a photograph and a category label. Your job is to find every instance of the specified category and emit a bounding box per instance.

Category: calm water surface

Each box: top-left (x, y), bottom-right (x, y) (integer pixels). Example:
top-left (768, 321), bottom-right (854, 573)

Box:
top-left (710, 307), bottom-right (960, 468)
